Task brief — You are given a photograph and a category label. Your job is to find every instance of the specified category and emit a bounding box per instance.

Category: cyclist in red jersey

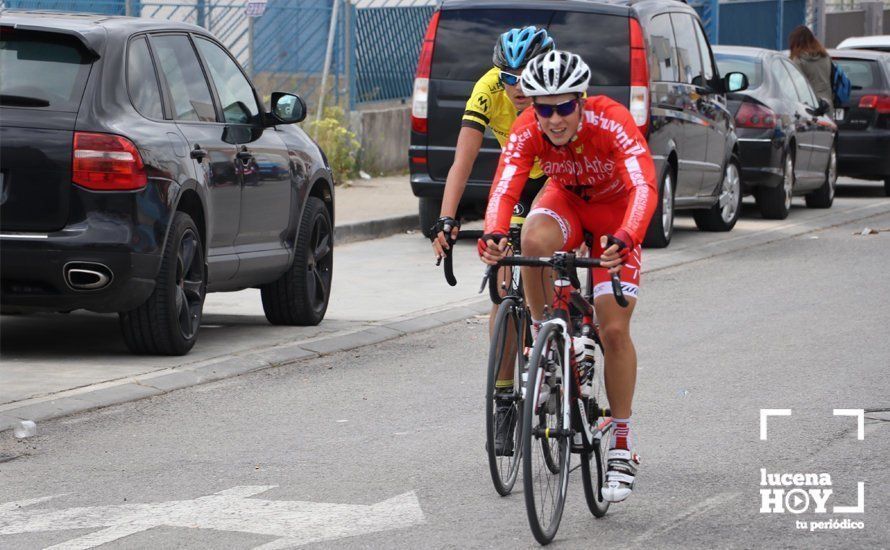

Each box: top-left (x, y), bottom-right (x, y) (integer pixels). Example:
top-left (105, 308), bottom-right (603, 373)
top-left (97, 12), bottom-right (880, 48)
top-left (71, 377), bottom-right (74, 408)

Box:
top-left (477, 50), bottom-right (657, 503)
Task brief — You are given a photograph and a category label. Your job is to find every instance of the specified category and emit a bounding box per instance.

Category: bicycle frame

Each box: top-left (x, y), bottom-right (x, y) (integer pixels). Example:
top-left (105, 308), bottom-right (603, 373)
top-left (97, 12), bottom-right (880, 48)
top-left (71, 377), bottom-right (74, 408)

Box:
top-left (538, 264), bottom-right (612, 455)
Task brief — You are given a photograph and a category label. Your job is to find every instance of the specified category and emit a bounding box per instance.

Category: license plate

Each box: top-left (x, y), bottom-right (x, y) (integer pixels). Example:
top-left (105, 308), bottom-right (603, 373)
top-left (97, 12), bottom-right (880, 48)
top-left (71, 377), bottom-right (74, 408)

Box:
top-left (834, 109), bottom-right (845, 121)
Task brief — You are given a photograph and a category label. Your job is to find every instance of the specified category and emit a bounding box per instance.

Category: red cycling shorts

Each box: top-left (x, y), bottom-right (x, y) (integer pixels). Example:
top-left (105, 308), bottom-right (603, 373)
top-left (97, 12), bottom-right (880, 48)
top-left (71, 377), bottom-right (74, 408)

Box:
top-left (527, 185), bottom-right (642, 300)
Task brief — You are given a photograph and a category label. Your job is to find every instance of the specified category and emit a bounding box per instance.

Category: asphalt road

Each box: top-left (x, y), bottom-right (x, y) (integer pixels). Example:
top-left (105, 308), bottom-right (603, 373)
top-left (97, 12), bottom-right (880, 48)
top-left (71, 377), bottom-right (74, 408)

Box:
top-left (1, 203), bottom-right (888, 548)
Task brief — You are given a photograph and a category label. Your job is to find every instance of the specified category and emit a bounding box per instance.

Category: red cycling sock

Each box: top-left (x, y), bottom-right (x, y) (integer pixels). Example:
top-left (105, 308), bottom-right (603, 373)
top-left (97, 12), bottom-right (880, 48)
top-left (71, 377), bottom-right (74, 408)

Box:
top-left (611, 417), bottom-right (631, 450)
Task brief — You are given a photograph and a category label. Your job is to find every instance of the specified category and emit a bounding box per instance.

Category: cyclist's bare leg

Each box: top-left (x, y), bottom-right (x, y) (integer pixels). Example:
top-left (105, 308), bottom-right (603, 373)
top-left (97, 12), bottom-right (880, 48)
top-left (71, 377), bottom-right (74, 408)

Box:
top-left (519, 215), bottom-right (564, 321)
top-left (592, 294), bottom-right (638, 419)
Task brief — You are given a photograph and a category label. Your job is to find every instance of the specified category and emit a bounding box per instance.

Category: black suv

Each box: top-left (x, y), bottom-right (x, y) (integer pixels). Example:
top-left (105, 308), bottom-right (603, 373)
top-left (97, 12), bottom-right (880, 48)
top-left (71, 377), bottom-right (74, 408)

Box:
top-left (0, 12), bottom-right (335, 355)
top-left (409, 0), bottom-right (748, 247)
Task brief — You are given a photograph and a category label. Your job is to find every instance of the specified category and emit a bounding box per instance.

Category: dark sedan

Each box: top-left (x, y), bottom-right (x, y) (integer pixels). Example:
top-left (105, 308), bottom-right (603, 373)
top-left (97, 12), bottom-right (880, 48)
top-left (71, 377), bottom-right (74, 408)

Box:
top-left (829, 49), bottom-right (890, 196)
top-left (714, 46), bottom-right (837, 219)
top-left (0, 12), bottom-right (335, 355)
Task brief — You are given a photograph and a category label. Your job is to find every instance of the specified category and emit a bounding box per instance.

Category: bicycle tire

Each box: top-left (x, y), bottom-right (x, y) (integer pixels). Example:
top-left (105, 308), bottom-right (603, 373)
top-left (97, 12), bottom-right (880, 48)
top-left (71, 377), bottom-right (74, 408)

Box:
top-left (522, 322), bottom-right (570, 545)
top-left (485, 297), bottom-right (526, 496)
top-left (580, 333), bottom-right (611, 517)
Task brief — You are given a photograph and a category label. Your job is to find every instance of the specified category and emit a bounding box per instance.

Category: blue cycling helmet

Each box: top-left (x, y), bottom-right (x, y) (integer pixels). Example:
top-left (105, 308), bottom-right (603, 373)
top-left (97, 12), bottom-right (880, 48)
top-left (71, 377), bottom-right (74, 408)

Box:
top-left (493, 26), bottom-right (555, 71)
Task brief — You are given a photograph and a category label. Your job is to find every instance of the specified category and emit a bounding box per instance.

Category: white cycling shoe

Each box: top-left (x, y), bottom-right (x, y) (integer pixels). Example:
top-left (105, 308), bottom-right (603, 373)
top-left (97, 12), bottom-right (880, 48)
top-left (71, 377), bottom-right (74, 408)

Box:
top-left (601, 447), bottom-right (640, 503)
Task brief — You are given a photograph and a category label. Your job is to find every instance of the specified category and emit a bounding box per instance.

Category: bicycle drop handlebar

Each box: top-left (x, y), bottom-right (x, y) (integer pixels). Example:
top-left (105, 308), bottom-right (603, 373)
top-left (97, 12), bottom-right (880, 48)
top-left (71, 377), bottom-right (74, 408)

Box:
top-left (494, 253), bottom-right (629, 308)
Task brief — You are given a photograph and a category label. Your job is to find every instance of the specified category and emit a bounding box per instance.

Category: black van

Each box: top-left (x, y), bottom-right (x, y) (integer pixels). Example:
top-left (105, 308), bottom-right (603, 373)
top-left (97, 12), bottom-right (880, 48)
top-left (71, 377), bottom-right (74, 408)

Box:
top-left (409, 0), bottom-right (748, 247)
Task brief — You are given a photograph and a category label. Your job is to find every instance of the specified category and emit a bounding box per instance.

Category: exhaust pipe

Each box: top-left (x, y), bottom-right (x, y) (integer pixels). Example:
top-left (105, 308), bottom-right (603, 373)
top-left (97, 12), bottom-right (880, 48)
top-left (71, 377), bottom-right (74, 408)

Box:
top-left (64, 262), bottom-right (113, 291)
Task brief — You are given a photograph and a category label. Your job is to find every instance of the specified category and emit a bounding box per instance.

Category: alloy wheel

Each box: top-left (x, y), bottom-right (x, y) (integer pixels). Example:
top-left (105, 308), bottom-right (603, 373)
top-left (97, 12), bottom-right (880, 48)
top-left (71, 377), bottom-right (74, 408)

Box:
top-left (719, 162), bottom-right (741, 224)
top-left (782, 155), bottom-right (794, 212)
top-left (175, 229), bottom-right (204, 340)
top-left (662, 172), bottom-right (674, 241)
top-left (307, 214), bottom-right (333, 314)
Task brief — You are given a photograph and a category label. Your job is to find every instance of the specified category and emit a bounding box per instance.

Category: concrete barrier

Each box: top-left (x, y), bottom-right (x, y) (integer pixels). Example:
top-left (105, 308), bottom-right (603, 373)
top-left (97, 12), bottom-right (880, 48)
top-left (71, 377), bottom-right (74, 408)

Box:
top-left (349, 104), bottom-right (411, 175)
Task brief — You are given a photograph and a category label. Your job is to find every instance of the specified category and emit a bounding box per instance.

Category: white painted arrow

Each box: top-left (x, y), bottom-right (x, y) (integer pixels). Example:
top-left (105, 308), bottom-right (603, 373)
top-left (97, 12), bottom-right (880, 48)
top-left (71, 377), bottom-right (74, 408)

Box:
top-left (0, 486), bottom-right (425, 549)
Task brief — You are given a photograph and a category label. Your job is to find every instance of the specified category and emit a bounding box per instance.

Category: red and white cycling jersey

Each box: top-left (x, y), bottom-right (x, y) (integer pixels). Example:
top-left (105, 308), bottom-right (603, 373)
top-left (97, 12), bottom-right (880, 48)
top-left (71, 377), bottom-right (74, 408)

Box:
top-left (484, 96), bottom-right (658, 248)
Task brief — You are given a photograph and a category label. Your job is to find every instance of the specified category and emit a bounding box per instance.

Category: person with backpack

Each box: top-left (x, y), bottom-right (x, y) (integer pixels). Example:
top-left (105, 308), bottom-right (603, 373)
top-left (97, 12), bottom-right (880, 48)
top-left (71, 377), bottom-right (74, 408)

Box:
top-left (788, 26), bottom-right (834, 108)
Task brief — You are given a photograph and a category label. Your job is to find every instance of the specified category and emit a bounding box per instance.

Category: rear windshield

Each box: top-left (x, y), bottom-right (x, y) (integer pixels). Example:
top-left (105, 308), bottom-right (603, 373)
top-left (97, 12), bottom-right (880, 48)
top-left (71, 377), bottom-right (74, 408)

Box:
top-left (431, 8), bottom-right (630, 85)
top-left (715, 54), bottom-right (763, 88)
top-left (833, 58), bottom-right (881, 89)
top-left (0, 29), bottom-right (93, 111)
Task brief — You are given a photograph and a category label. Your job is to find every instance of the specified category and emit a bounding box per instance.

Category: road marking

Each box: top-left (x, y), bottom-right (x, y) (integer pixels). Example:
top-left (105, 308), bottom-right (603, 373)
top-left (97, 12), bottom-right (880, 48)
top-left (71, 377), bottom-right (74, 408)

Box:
top-left (833, 408), bottom-right (865, 440)
top-left (0, 486), bottom-right (425, 549)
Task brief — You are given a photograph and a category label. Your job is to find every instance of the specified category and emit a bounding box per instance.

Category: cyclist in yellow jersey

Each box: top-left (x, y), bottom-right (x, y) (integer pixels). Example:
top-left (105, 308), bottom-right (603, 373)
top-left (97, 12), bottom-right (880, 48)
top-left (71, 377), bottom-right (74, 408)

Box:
top-left (430, 26), bottom-right (554, 260)
top-left (430, 26), bottom-right (554, 456)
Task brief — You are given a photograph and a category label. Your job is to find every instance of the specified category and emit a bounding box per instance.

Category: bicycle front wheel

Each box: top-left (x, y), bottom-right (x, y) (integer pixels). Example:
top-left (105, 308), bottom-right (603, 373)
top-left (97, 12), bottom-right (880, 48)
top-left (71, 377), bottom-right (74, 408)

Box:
top-left (522, 322), bottom-right (570, 545)
top-left (485, 297), bottom-right (526, 496)
top-left (581, 342), bottom-right (611, 518)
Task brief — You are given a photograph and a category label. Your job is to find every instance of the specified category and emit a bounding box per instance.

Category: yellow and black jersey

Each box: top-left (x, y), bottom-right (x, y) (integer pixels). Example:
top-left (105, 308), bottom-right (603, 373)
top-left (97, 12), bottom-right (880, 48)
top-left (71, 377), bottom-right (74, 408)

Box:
top-left (461, 67), bottom-right (544, 180)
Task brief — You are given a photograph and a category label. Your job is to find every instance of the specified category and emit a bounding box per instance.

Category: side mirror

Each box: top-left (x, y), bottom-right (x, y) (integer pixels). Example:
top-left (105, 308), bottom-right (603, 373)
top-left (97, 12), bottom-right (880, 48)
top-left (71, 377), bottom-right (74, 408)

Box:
top-left (724, 72), bottom-right (749, 93)
top-left (269, 92), bottom-right (306, 125)
top-left (808, 97), bottom-right (831, 116)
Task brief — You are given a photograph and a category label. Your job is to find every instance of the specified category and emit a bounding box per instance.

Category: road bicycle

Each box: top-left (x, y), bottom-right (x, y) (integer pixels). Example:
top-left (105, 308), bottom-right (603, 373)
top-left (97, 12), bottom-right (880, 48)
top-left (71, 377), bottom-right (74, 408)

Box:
top-left (434, 218), bottom-right (530, 496)
top-left (496, 246), bottom-right (627, 544)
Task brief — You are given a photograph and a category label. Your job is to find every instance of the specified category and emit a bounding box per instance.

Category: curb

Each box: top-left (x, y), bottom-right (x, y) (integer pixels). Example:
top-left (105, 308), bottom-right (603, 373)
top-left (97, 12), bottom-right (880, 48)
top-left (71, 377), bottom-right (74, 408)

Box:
top-left (334, 214), bottom-right (419, 245)
top-left (0, 299), bottom-right (490, 433)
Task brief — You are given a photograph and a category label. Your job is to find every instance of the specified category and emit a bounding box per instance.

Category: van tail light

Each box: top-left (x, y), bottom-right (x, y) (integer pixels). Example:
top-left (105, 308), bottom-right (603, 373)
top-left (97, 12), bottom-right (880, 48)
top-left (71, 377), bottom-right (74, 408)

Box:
top-left (629, 17), bottom-right (650, 136)
top-left (735, 102), bottom-right (777, 128)
top-left (72, 132), bottom-right (147, 190)
top-left (412, 10), bottom-right (440, 134)
top-left (859, 94), bottom-right (890, 114)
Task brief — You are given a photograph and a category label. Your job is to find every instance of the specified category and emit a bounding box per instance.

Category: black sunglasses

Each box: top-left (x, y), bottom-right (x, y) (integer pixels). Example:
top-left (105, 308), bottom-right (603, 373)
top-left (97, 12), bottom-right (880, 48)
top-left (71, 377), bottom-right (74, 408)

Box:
top-left (533, 98), bottom-right (579, 118)
top-left (498, 70), bottom-right (521, 86)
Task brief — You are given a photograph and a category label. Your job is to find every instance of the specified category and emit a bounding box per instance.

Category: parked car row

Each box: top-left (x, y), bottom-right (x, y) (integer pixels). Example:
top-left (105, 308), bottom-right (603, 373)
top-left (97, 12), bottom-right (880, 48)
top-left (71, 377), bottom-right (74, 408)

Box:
top-left (0, 12), bottom-right (335, 355)
top-left (409, 0), bottom-right (848, 247)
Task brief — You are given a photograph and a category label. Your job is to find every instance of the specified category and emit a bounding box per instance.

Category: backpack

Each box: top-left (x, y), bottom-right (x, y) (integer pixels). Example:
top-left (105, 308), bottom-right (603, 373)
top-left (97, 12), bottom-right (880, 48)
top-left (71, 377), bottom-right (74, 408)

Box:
top-left (831, 62), bottom-right (852, 107)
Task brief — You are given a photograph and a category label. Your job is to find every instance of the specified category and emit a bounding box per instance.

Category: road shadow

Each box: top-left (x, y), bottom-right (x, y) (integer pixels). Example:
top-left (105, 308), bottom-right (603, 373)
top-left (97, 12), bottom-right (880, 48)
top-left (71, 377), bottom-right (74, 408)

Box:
top-left (0, 310), bottom-right (350, 360)
top-left (836, 182), bottom-right (886, 198)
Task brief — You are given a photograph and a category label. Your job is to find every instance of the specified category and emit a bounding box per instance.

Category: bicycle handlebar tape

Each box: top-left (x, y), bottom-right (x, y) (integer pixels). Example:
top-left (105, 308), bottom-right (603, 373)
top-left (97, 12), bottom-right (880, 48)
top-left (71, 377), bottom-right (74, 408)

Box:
top-left (444, 245), bottom-right (457, 287)
top-left (488, 265), bottom-right (504, 305)
top-left (610, 272), bottom-right (629, 308)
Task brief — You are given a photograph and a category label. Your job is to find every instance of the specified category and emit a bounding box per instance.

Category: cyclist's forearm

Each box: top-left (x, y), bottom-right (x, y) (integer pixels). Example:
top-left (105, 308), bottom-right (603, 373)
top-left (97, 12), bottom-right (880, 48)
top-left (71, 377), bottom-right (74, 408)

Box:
top-left (440, 126), bottom-right (484, 218)
top-left (440, 166), bottom-right (471, 218)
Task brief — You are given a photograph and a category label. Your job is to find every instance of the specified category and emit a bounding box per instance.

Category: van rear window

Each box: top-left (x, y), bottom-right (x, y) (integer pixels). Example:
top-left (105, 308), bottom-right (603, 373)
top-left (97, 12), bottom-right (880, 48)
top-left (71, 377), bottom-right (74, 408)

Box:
top-left (0, 29), bottom-right (92, 111)
top-left (431, 9), bottom-right (629, 85)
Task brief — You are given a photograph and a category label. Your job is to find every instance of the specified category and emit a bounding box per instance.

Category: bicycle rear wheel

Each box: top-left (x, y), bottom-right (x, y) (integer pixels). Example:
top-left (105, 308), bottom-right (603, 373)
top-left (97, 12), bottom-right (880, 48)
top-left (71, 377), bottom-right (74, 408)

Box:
top-left (485, 297), bottom-right (526, 496)
top-left (522, 322), bottom-right (570, 545)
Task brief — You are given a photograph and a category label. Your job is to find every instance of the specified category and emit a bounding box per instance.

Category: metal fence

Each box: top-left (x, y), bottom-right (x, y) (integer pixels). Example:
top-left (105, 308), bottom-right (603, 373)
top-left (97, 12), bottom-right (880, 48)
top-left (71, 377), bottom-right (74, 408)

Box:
top-left (0, 0), bottom-right (435, 113)
top-left (690, 0), bottom-right (806, 50)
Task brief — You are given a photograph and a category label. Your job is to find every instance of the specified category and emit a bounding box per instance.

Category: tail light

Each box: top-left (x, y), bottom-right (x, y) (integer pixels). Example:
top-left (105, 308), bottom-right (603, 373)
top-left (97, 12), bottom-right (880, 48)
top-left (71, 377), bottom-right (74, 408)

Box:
top-left (72, 132), bottom-right (147, 190)
top-left (735, 102), bottom-right (777, 129)
top-left (412, 10), bottom-right (440, 134)
top-left (629, 17), bottom-right (650, 136)
top-left (859, 94), bottom-right (890, 114)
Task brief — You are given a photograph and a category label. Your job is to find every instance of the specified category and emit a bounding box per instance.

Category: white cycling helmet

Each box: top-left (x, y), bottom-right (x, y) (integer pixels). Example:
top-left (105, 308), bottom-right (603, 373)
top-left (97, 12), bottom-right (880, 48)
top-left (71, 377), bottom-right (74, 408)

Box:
top-left (520, 50), bottom-right (590, 97)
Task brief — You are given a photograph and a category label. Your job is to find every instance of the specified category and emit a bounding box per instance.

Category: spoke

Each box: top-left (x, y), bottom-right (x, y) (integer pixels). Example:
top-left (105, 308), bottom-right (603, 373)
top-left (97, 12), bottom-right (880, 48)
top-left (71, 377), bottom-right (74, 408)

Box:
top-left (179, 234), bottom-right (196, 274)
top-left (314, 233), bottom-right (331, 262)
top-left (177, 287), bottom-right (190, 331)
top-left (183, 278), bottom-right (203, 301)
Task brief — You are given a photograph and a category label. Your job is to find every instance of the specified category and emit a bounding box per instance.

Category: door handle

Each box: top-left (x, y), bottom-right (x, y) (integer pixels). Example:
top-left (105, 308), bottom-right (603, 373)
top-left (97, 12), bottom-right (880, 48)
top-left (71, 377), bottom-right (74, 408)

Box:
top-left (190, 145), bottom-right (208, 162)
top-left (236, 147), bottom-right (254, 163)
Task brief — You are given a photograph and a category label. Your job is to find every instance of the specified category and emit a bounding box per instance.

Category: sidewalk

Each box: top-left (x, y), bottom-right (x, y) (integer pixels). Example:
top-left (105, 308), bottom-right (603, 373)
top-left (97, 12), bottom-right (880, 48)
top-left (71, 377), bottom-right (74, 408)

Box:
top-left (334, 174), bottom-right (420, 244)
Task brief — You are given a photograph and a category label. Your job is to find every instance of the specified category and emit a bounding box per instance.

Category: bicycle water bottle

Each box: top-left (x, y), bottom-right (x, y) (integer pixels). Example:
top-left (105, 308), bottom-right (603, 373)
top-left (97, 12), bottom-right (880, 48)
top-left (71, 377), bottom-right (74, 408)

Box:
top-left (573, 325), bottom-right (596, 385)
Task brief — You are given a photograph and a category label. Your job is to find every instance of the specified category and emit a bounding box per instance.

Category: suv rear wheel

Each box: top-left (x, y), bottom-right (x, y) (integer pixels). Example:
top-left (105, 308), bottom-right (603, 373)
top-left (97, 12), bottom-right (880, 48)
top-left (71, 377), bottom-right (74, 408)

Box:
top-left (419, 196), bottom-right (441, 238)
top-left (643, 165), bottom-right (674, 248)
top-left (119, 211), bottom-right (206, 355)
top-left (261, 197), bottom-right (333, 326)
top-left (693, 157), bottom-right (742, 232)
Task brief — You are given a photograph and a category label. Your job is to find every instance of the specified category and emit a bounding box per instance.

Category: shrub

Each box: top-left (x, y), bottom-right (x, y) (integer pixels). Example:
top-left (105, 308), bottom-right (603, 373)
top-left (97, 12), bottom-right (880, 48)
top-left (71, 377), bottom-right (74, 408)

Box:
top-left (306, 106), bottom-right (360, 185)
